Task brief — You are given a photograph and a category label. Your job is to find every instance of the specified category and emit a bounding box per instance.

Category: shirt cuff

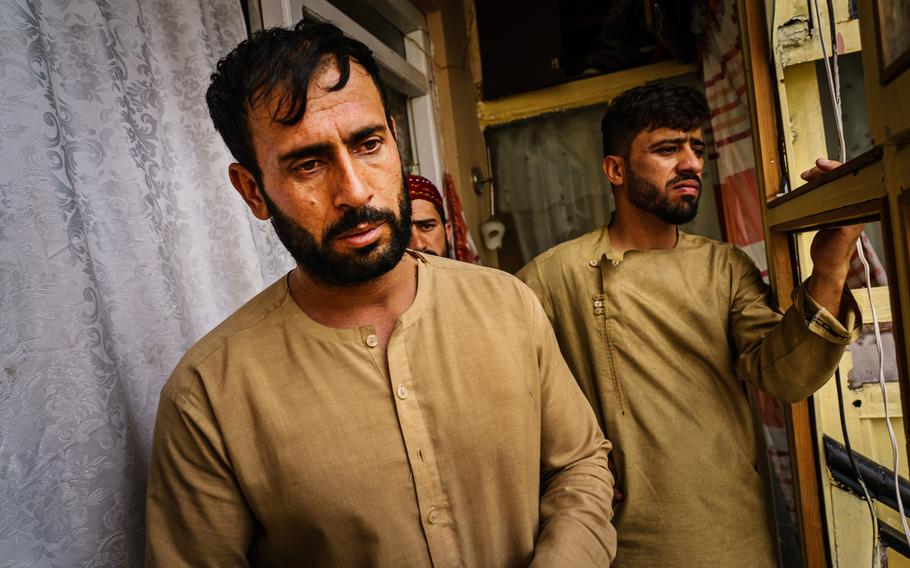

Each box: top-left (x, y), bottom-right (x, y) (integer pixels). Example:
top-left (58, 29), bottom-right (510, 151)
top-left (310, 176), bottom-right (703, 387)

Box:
top-left (791, 280), bottom-right (862, 345)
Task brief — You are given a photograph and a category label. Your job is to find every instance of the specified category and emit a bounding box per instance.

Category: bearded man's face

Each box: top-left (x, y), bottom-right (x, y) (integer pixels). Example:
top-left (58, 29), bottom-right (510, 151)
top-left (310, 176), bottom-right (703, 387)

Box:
top-left (623, 126), bottom-right (705, 225)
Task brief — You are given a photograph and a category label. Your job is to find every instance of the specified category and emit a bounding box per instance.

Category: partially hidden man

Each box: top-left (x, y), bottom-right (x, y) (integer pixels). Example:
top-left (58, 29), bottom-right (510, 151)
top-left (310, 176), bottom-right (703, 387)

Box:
top-left (517, 82), bottom-right (862, 567)
top-left (144, 21), bottom-right (616, 567)
top-left (407, 174), bottom-right (451, 258)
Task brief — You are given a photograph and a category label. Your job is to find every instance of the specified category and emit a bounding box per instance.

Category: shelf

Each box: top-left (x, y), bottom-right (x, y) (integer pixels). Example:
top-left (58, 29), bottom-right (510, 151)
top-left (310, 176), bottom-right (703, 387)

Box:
top-left (765, 147), bottom-right (885, 232)
top-left (475, 60), bottom-right (695, 129)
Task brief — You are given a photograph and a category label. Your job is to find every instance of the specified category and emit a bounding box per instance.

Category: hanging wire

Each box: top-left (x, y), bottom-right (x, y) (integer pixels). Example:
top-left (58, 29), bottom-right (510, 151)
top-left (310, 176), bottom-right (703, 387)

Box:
top-left (856, 239), bottom-right (910, 544)
top-left (834, 366), bottom-right (880, 566)
top-left (810, 0), bottom-right (846, 161)
top-left (824, 0), bottom-right (843, 158)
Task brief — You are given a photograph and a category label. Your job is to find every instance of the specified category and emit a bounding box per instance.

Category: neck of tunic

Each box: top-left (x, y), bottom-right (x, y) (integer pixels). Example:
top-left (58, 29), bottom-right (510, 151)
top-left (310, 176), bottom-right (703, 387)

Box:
top-left (287, 251), bottom-right (422, 349)
top-left (607, 204), bottom-right (680, 252)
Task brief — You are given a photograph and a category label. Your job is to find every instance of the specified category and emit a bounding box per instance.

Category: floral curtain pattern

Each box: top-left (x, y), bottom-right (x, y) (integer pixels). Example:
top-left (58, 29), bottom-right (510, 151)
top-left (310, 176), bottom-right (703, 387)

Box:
top-left (0, 1), bottom-right (292, 565)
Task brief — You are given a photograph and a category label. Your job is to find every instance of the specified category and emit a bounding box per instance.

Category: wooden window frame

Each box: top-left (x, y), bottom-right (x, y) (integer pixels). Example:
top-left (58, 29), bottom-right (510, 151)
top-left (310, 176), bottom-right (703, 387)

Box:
top-left (741, 0), bottom-right (910, 565)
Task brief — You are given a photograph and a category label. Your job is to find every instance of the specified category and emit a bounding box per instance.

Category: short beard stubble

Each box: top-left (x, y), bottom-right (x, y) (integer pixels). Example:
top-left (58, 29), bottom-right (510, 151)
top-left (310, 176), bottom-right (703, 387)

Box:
top-left (625, 169), bottom-right (701, 225)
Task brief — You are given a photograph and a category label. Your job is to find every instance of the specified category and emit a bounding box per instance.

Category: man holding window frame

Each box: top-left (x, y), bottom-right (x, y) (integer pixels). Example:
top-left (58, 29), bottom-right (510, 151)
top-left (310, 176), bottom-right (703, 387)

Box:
top-left (518, 81), bottom-right (862, 568)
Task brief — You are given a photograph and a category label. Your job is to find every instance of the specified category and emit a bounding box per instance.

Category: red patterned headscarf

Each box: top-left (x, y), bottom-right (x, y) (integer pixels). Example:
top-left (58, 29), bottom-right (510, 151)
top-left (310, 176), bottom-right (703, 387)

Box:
top-left (407, 175), bottom-right (446, 222)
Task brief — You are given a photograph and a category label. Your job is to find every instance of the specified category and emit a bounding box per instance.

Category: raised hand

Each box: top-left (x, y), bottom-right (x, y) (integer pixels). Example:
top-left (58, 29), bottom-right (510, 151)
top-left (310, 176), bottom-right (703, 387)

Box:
top-left (799, 159), bottom-right (865, 319)
top-left (800, 158), bottom-right (842, 182)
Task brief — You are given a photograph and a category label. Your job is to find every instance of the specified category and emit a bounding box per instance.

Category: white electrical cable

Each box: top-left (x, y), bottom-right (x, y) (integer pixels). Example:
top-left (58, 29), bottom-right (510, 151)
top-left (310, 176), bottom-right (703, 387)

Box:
top-left (808, 0), bottom-right (910, 556)
top-left (828, 2), bottom-right (844, 160)
top-left (856, 240), bottom-right (910, 545)
top-left (810, 0), bottom-right (847, 162)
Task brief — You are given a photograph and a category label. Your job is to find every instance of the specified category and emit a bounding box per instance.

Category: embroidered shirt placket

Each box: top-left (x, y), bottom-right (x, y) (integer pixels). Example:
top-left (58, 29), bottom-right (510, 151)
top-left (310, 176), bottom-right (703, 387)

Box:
top-left (597, 255), bottom-right (625, 414)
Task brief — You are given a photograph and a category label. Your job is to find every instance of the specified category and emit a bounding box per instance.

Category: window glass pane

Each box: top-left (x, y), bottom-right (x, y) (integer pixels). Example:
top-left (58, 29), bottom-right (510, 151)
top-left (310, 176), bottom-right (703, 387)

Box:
top-left (816, 52), bottom-right (873, 161)
top-left (385, 88), bottom-right (414, 172)
top-left (793, 220), bottom-right (905, 537)
top-left (325, 0), bottom-right (406, 57)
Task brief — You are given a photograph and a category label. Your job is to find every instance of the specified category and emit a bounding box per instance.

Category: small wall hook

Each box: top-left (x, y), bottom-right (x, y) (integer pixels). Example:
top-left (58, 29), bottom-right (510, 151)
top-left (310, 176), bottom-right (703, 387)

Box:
top-left (472, 166), bottom-right (493, 195)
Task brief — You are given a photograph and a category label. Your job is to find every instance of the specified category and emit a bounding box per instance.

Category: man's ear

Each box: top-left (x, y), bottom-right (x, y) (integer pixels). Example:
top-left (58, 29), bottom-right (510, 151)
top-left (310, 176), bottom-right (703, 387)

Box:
top-left (444, 221), bottom-right (452, 243)
top-left (602, 155), bottom-right (625, 187)
top-left (229, 163), bottom-right (270, 220)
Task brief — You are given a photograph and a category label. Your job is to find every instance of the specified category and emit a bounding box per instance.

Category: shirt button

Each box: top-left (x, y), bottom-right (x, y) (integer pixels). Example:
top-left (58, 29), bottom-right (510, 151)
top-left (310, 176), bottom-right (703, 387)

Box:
top-left (396, 384), bottom-right (409, 399)
top-left (365, 334), bottom-right (378, 348)
top-left (588, 259), bottom-right (598, 267)
top-left (594, 299), bottom-right (604, 308)
top-left (427, 507), bottom-right (440, 524)
top-left (611, 259), bottom-right (620, 266)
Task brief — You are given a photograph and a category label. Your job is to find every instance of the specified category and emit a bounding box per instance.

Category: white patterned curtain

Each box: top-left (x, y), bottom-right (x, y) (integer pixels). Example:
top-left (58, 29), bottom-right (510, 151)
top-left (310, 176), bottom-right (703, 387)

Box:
top-left (0, 1), bottom-right (292, 565)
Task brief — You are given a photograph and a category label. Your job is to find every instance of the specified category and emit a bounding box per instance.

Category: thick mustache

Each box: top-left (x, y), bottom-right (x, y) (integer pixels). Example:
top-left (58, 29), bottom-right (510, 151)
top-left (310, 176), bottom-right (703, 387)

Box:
top-left (667, 173), bottom-right (701, 189)
top-left (325, 206), bottom-right (397, 241)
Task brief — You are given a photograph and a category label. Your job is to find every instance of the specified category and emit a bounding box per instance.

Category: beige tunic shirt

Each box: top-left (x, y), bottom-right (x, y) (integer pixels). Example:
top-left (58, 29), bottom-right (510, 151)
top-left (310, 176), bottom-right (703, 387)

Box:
top-left (517, 228), bottom-right (860, 568)
top-left (145, 252), bottom-right (616, 568)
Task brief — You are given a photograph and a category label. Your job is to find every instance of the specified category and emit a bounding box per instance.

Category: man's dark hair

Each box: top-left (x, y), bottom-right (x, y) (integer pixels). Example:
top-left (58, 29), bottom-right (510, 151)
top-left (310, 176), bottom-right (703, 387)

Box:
top-left (601, 82), bottom-right (709, 157)
top-left (206, 20), bottom-right (392, 185)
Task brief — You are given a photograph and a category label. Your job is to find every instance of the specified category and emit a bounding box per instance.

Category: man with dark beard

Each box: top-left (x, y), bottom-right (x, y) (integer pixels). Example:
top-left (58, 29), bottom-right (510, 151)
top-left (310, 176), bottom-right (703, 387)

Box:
top-left (517, 82), bottom-right (862, 567)
top-left (145, 21), bottom-right (616, 568)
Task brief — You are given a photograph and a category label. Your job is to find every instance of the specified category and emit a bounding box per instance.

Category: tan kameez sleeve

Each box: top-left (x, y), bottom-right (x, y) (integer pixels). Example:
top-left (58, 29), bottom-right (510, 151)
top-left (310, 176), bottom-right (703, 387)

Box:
top-left (146, 370), bottom-right (253, 567)
top-left (728, 248), bottom-right (862, 402)
top-left (529, 292), bottom-right (617, 566)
